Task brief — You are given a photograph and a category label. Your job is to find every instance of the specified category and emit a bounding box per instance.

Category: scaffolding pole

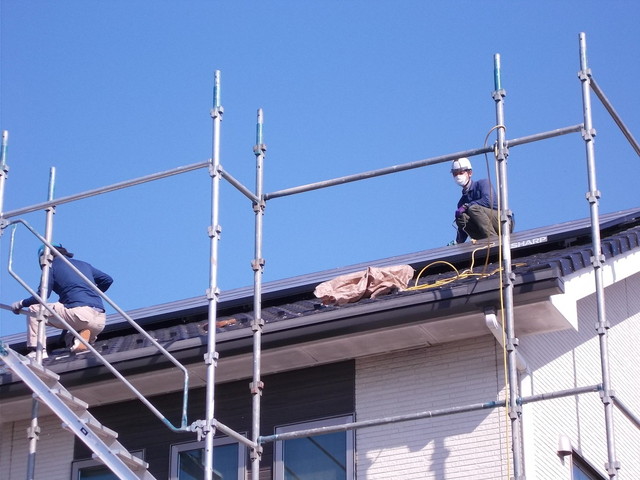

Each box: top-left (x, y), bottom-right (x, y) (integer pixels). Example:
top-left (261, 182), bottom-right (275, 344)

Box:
top-left (0, 131), bottom-right (8, 219)
top-left (493, 53), bottom-right (524, 480)
top-left (25, 168), bottom-right (56, 479)
top-left (578, 32), bottom-right (619, 479)
top-left (204, 69), bottom-right (223, 480)
top-left (250, 108), bottom-right (266, 480)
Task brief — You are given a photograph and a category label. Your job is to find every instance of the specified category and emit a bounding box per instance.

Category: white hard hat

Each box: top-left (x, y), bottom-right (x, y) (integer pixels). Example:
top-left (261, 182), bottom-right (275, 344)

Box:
top-left (451, 157), bottom-right (472, 172)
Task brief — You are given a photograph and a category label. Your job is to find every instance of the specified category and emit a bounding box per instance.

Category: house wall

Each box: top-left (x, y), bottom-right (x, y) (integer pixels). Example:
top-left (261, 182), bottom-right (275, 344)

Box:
top-left (355, 335), bottom-right (510, 480)
top-left (519, 271), bottom-right (640, 479)
top-left (0, 413), bottom-right (75, 479)
top-left (74, 360), bottom-right (355, 479)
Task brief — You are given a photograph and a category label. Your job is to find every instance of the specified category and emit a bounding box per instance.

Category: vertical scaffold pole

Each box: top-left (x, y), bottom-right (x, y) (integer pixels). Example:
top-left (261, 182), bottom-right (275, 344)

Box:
top-left (493, 54), bottom-right (524, 479)
top-left (26, 167), bottom-right (57, 480)
top-left (250, 108), bottom-right (266, 480)
top-left (204, 70), bottom-right (223, 480)
top-left (0, 131), bottom-right (9, 218)
top-left (578, 32), bottom-right (619, 479)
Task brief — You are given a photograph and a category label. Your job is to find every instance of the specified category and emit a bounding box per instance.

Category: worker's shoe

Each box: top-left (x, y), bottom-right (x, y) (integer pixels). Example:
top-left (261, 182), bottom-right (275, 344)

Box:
top-left (70, 330), bottom-right (91, 354)
top-left (26, 348), bottom-right (48, 360)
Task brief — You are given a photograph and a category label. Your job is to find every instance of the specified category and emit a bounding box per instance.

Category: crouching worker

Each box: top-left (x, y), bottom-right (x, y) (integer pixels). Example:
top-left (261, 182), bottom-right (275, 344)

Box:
top-left (11, 243), bottom-right (113, 358)
top-left (450, 157), bottom-right (513, 244)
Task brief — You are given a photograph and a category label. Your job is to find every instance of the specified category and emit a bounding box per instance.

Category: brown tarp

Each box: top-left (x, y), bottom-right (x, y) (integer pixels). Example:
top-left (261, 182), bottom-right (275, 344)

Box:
top-left (313, 265), bottom-right (415, 306)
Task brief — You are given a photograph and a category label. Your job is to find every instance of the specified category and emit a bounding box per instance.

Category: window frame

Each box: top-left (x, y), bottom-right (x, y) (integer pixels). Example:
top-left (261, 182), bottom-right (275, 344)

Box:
top-left (169, 435), bottom-right (246, 480)
top-left (570, 452), bottom-right (607, 480)
top-left (273, 415), bottom-right (354, 480)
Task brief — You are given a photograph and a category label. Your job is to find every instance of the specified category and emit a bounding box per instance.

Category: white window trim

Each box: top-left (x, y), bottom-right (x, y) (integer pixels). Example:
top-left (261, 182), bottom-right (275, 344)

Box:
top-left (169, 435), bottom-right (246, 480)
top-left (274, 415), bottom-right (354, 480)
top-left (570, 451), bottom-right (607, 480)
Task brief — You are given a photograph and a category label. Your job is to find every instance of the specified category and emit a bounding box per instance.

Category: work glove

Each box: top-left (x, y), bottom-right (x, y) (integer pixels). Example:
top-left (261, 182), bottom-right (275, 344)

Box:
top-left (11, 300), bottom-right (23, 314)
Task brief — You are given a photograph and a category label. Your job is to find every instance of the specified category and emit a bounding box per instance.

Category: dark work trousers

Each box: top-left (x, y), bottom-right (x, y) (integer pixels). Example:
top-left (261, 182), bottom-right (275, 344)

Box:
top-left (456, 204), bottom-right (513, 241)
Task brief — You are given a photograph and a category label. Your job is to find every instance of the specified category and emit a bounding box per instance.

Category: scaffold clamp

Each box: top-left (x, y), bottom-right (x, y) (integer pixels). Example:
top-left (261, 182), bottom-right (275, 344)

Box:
top-left (253, 143), bottom-right (267, 155)
top-left (590, 253), bottom-right (605, 267)
top-left (581, 127), bottom-right (596, 142)
top-left (605, 461), bottom-right (621, 475)
top-left (492, 88), bottom-right (506, 101)
top-left (252, 199), bottom-right (266, 213)
top-left (250, 444), bottom-right (263, 461)
top-left (210, 105), bottom-right (224, 120)
top-left (206, 287), bottom-right (220, 301)
top-left (251, 258), bottom-right (265, 272)
top-left (251, 318), bottom-right (265, 331)
top-left (250, 380), bottom-right (264, 395)
top-left (578, 68), bottom-right (593, 81)
top-left (585, 190), bottom-right (601, 204)
top-left (600, 389), bottom-right (615, 405)
top-left (26, 424), bottom-right (41, 440)
top-left (208, 162), bottom-right (223, 178)
top-left (204, 351), bottom-right (219, 366)
top-left (190, 419), bottom-right (215, 441)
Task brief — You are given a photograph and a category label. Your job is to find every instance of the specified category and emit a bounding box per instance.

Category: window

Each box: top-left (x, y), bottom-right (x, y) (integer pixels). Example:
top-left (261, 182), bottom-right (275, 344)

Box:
top-left (274, 416), bottom-right (354, 480)
top-left (170, 436), bottom-right (246, 480)
top-left (71, 451), bottom-right (144, 479)
top-left (571, 454), bottom-right (606, 480)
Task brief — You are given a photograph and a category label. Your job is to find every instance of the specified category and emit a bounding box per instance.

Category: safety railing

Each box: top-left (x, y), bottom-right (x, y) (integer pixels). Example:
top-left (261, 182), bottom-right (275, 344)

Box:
top-left (6, 219), bottom-right (192, 433)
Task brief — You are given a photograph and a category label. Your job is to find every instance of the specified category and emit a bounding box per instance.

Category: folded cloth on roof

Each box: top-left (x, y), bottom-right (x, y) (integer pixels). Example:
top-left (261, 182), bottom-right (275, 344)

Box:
top-left (314, 265), bottom-right (415, 306)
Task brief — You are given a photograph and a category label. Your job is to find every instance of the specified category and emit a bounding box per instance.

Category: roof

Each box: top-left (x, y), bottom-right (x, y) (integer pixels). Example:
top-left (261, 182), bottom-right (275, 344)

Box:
top-left (2, 207), bottom-right (640, 398)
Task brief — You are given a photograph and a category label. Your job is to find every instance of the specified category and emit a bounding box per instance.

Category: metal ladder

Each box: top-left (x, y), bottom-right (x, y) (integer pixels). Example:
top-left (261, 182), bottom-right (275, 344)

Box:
top-left (0, 343), bottom-right (156, 480)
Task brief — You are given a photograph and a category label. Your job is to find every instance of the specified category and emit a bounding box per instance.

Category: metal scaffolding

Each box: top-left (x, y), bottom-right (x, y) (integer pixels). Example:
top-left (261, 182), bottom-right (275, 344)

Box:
top-left (1, 32), bottom-right (639, 480)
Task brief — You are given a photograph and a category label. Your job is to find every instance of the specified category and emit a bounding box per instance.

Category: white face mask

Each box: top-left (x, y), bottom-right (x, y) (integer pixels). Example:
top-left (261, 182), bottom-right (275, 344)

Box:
top-left (454, 173), bottom-right (469, 187)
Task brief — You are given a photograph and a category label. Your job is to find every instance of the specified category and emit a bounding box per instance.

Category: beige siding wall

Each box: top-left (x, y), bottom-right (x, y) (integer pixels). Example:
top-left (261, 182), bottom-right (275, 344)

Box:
top-left (356, 336), bottom-right (510, 480)
top-left (0, 414), bottom-right (75, 479)
top-left (519, 271), bottom-right (640, 479)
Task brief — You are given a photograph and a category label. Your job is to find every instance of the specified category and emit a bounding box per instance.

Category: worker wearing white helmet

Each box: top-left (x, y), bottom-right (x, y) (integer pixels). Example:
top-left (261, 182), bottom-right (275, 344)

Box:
top-left (450, 157), bottom-right (507, 244)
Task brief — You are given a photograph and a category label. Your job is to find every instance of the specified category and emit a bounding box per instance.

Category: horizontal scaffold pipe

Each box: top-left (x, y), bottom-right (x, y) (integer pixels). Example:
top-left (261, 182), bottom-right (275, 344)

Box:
top-left (258, 383), bottom-right (601, 445)
top-left (218, 166), bottom-right (260, 204)
top-left (612, 397), bottom-right (640, 430)
top-left (214, 420), bottom-right (259, 450)
top-left (259, 399), bottom-right (507, 444)
top-left (264, 124), bottom-right (584, 200)
top-left (2, 160), bottom-right (210, 219)
top-left (519, 384), bottom-right (602, 405)
top-left (589, 76), bottom-right (640, 156)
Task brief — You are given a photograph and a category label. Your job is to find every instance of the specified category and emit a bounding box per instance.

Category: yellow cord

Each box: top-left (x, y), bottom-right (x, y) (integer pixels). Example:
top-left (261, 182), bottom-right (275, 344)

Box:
top-left (406, 244), bottom-right (502, 292)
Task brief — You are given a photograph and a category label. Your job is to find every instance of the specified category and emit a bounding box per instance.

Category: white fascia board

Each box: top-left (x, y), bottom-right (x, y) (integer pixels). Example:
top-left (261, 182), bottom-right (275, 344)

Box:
top-left (550, 247), bottom-right (640, 329)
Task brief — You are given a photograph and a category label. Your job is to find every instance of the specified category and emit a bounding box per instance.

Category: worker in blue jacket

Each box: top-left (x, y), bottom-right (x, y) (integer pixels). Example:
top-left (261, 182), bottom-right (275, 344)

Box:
top-left (450, 157), bottom-right (510, 244)
top-left (11, 243), bottom-right (113, 358)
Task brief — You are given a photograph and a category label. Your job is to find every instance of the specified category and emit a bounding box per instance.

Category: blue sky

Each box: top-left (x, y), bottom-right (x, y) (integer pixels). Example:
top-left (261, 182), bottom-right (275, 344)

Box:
top-left (1, 2), bottom-right (639, 338)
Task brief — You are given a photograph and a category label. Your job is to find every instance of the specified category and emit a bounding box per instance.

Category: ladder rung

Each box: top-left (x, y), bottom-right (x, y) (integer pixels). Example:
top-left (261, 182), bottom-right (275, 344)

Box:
top-left (24, 359), bottom-right (60, 383)
top-left (113, 449), bottom-right (149, 470)
top-left (50, 387), bottom-right (89, 411)
top-left (79, 415), bottom-right (119, 442)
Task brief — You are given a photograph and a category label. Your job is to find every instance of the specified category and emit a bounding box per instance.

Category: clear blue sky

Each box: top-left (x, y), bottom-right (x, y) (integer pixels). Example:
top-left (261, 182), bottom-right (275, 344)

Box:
top-left (1, 2), bottom-right (639, 338)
